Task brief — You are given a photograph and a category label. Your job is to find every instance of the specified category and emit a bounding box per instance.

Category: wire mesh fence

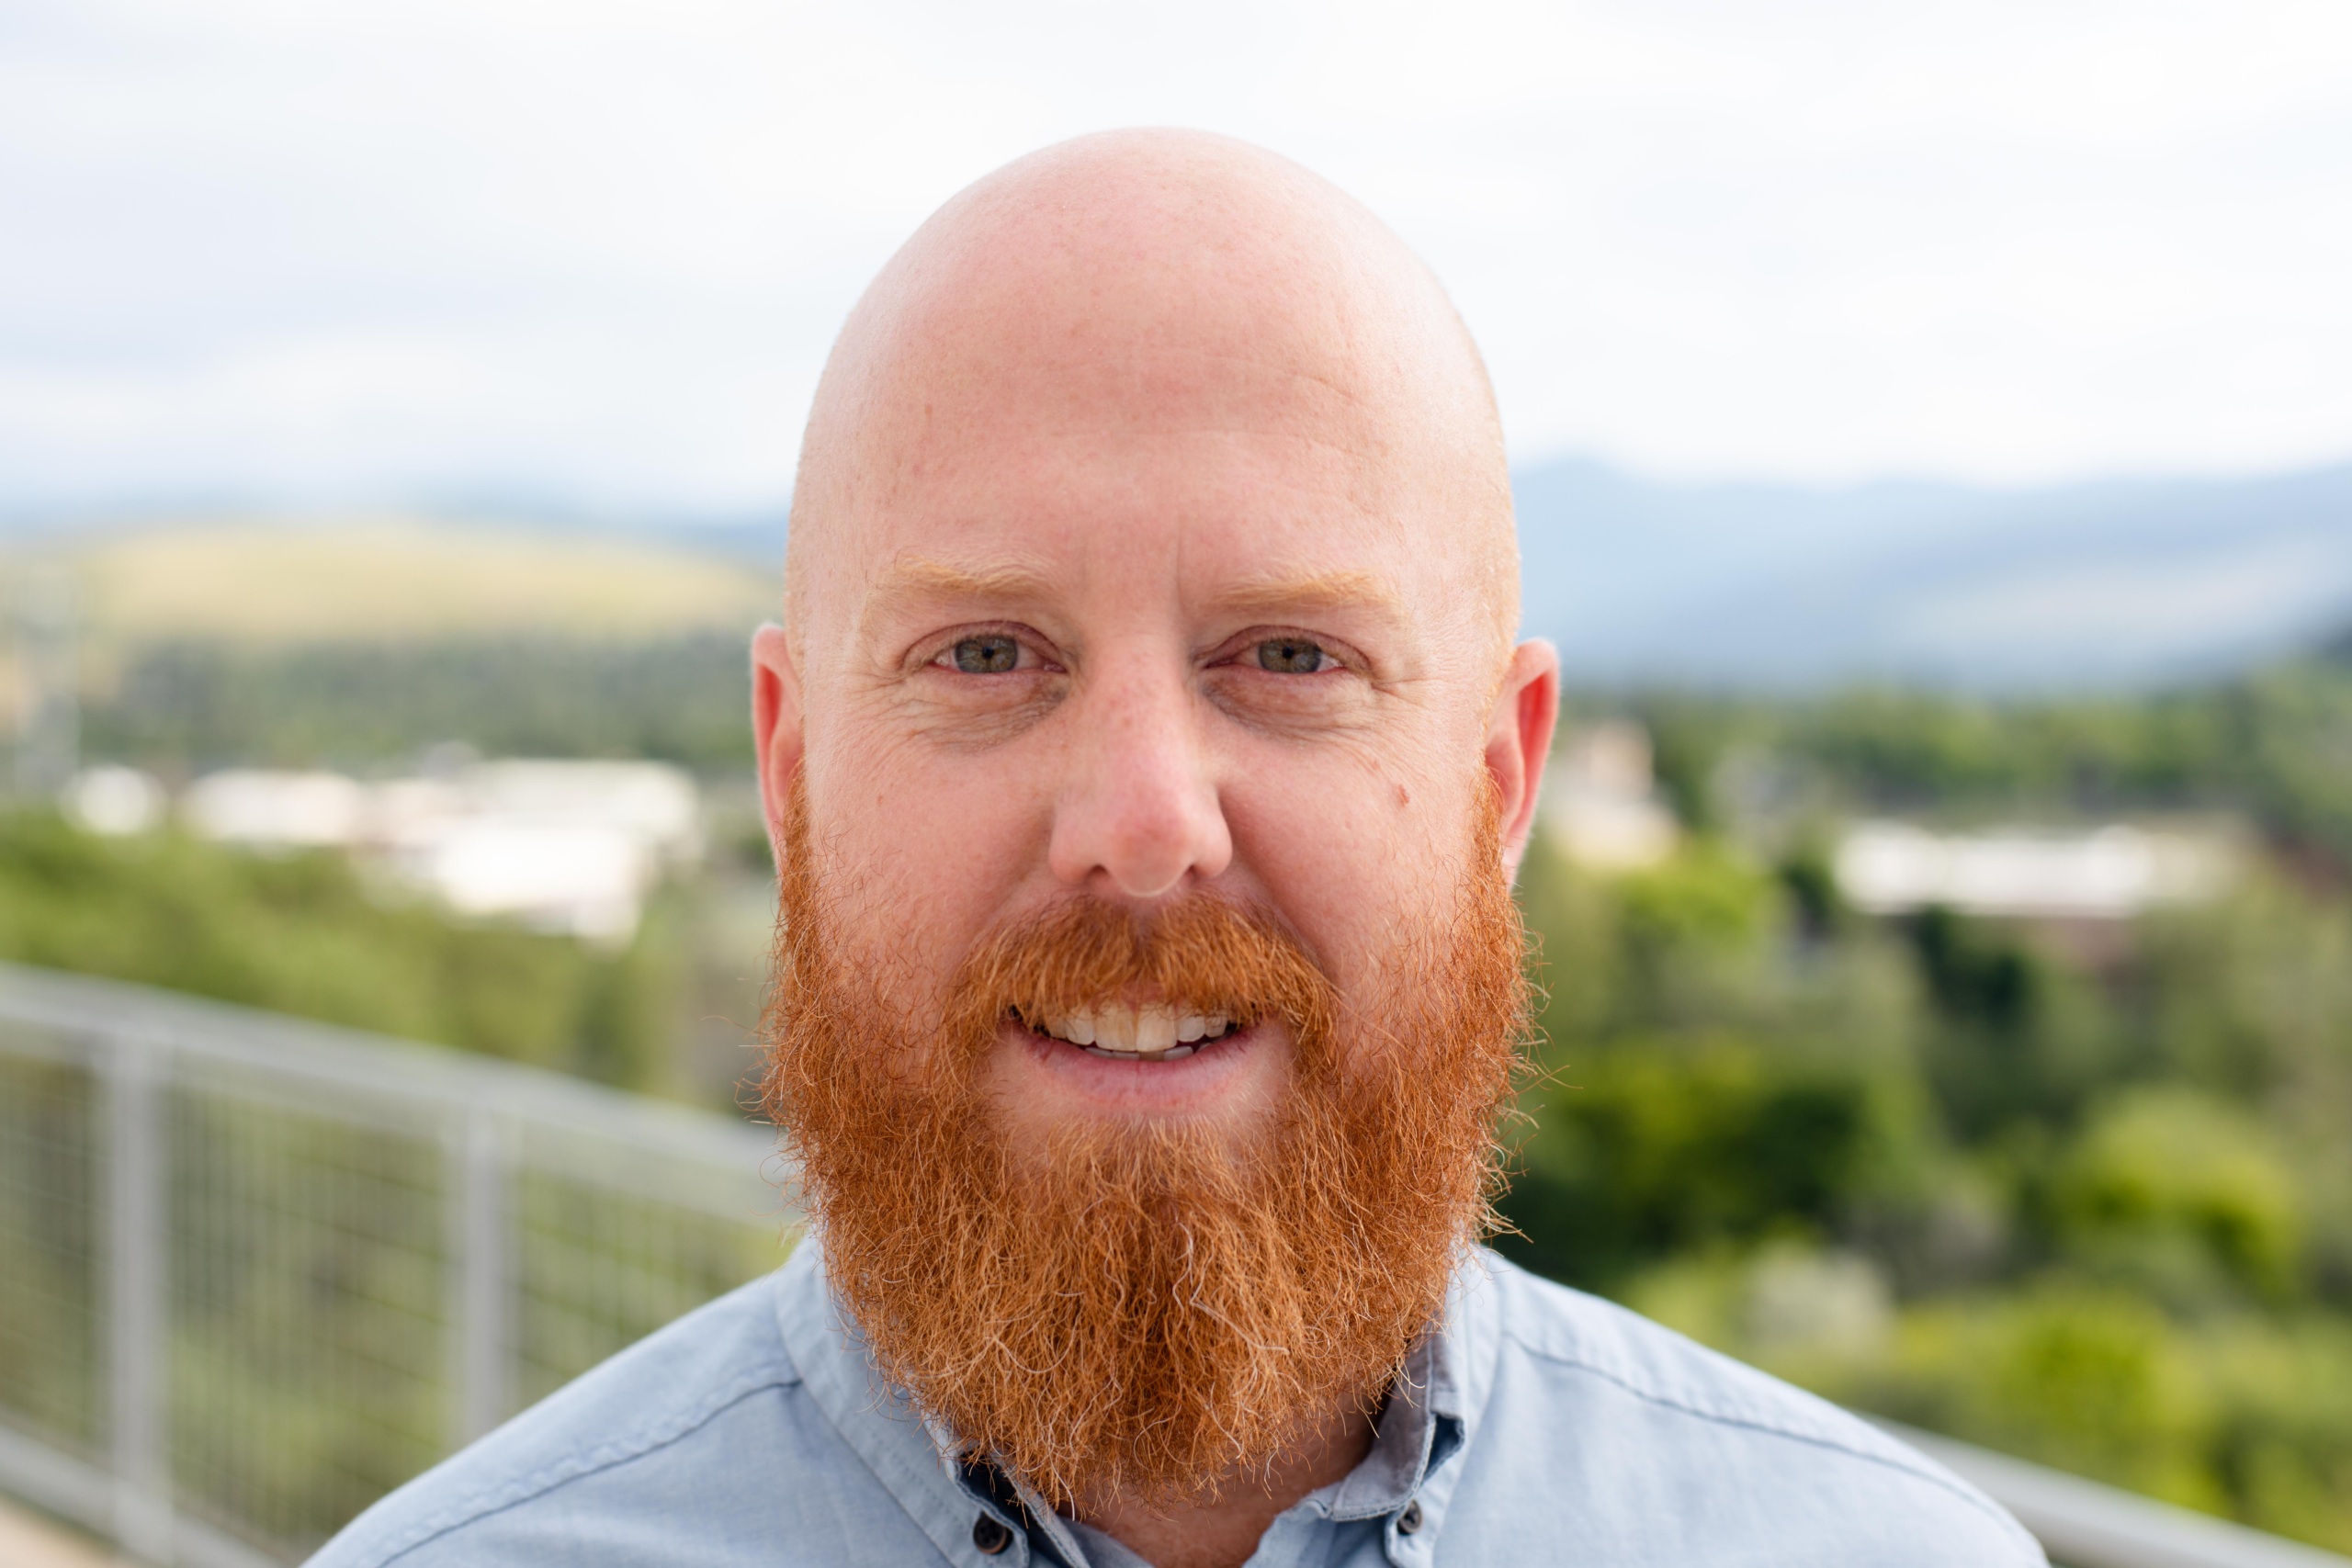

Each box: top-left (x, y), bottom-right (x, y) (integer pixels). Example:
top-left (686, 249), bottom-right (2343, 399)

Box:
top-left (0, 1037), bottom-right (102, 1463)
top-left (0, 963), bottom-right (793, 1567)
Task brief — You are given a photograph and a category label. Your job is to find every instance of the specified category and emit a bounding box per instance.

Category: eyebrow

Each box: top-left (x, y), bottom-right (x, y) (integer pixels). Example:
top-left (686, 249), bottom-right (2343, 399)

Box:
top-left (1219, 567), bottom-right (1405, 620)
top-left (860, 554), bottom-right (1406, 626)
top-left (861, 552), bottom-right (1058, 625)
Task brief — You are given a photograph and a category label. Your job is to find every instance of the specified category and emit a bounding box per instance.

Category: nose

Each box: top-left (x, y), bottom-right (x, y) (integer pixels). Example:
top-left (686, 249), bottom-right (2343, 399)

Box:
top-left (1046, 649), bottom-right (1232, 900)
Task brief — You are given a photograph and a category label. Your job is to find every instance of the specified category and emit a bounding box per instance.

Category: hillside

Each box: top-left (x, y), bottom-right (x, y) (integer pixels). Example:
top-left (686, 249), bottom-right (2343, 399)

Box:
top-left (35, 518), bottom-right (777, 649)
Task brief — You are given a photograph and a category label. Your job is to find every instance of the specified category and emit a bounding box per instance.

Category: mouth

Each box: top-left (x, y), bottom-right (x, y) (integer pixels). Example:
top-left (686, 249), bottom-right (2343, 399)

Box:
top-left (1014, 1005), bottom-right (1242, 1063)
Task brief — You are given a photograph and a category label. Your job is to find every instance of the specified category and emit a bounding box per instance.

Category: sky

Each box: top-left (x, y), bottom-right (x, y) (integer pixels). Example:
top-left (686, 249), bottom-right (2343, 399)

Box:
top-left (3, 0), bottom-right (2349, 518)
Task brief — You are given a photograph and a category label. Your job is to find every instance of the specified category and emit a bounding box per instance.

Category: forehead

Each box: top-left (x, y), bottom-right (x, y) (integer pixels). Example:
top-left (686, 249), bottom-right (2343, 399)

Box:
top-left (816, 291), bottom-right (1440, 632)
top-left (786, 152), bottom-right (1517, 660)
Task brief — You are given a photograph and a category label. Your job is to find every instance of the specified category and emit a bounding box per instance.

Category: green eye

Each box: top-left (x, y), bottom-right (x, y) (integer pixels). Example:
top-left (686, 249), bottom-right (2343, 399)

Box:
top-left (950, 635), bottom-right (1020, 673)
top-left (1256, 637), bottom-right (1327, 674)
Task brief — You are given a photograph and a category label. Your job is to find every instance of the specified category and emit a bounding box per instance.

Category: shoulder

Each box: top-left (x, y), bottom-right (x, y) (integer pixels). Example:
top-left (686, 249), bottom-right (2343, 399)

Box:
top-left (306, 1270), bottom-right (932, 1568)
top-left (1449, 1254), bottom-right (2044, 1565)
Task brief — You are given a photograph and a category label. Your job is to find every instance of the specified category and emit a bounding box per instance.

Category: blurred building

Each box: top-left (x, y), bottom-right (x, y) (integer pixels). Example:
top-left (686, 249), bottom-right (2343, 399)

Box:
top-left (1541, 720), bottom-right (1680, 871)
top-left (373, 760), bottom-right (702, 944)
top-left (183, 769), bottom-right (371, 848)
top-left (1834, 821), bottom-right (2236, 920)
top-left (61, 763), bottom-right (166, 836)
top-left (178, 759), bottom-right (703, 942)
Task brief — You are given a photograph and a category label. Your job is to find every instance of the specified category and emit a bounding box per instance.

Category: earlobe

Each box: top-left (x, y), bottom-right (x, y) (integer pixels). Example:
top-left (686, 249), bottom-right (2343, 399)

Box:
top-left (750, 623), bottom-right (807, 868)
top-left (1484, 640), bottom-right (1560, 877)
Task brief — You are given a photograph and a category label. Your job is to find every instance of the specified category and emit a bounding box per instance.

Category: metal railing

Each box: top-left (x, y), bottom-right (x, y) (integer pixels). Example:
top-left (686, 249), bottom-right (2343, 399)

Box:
top-left (0, 963), bottom-right (795, 1567)
top-left (0, 963), bottom-right (2345, 1568)
top-left (1880, 1423), bottom-right (2352, 1568)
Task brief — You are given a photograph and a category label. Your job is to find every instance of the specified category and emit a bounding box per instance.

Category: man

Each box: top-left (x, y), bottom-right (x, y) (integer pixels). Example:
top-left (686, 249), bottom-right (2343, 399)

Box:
top-left (313, 131), bottom-right (2042, 1567)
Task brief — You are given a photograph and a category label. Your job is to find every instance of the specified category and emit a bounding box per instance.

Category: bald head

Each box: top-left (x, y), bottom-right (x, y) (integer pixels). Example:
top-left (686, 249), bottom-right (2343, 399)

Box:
top-left (785, 130), bottom-right (1518, 669)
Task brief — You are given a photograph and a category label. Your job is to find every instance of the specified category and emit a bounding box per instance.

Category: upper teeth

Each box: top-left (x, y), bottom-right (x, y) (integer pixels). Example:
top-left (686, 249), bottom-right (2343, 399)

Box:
top-left (1039, 1007), bottom-right (1233, 1059)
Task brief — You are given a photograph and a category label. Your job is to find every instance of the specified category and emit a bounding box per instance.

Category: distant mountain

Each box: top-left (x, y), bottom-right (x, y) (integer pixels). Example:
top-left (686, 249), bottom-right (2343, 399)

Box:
top-left (1512, 458), bottom-right (2352, 690)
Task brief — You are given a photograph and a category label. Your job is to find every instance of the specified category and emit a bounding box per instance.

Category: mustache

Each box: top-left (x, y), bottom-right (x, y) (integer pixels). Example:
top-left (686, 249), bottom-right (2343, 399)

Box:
top-left (940, 891), bottom-right (1340, 1066)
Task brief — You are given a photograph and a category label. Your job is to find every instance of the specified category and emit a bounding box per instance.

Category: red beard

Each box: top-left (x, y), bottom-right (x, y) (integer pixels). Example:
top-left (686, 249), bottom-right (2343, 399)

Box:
top-left (761, 783), bottom-right (1528, 1508)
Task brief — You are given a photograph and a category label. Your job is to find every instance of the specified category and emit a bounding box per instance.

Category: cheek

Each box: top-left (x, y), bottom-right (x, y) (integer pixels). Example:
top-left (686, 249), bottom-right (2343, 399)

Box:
top-left (800, 721), bottom-right (1051, 999)
top-left (1221, 747), bottom-right (1480, 1004)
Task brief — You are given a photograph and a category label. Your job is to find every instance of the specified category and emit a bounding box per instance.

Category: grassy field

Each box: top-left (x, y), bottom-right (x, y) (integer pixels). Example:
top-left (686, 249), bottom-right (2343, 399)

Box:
top-left (21, 518), bottom-right (777, 649)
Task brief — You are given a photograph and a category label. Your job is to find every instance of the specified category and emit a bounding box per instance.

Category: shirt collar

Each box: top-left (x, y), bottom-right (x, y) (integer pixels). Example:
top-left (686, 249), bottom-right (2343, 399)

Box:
top-left (772, 1244), bottom-right (1016, 1563)
top-left (1339, 1251), bottom-right (1500, 1566)
top-left (774, 1236), bottom-right (1503, 1566)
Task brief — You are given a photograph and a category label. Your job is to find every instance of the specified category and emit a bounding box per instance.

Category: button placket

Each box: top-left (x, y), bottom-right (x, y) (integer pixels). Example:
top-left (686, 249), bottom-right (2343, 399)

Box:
top-left (1385, 1494), bottom-right (1436, 1568)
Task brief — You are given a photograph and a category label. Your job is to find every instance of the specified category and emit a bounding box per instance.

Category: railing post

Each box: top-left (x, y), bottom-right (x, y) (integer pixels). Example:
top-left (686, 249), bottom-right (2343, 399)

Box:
top-left (105, 1035), bottom-right (174, 1563)
top-left (447, 1107), bottom-right (510, 1450)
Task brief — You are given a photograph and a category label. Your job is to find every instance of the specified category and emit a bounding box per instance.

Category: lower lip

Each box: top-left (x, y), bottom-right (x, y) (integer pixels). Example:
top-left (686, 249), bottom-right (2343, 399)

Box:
top-left (997, 1015), bottom-right (1270, 1113)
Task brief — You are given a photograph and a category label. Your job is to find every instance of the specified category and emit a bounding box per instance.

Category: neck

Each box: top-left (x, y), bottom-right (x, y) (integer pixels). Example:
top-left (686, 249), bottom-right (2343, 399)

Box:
top-left (1074, 1395), bottom-right (1379, 1568)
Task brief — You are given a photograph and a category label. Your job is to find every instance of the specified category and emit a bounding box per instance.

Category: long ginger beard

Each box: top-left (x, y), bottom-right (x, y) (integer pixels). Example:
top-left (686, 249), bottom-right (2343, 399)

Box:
top-left (761, 786), bottom-right (1528, 1510)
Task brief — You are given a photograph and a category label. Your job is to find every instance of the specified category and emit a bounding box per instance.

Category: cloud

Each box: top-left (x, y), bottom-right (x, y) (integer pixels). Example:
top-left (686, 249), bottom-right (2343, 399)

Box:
top-left (2, 0), bottom-right (2348, 513)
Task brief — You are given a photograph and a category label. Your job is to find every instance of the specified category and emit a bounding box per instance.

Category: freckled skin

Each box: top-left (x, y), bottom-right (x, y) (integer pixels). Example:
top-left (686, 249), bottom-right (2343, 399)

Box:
top-left (750, 130), bottom-right (1559, 1568)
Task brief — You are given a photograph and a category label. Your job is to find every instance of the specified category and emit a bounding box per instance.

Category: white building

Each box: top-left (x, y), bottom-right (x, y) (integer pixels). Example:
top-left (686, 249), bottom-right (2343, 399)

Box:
top-left (370, 760), bottom-right (701, 943)
top-left (61, 765), bottom-right (166, 836)
top-left (182, 769), bottom-right (370, 848)
top-left (458, 761), bottom-right (701, 866)
top-left (1542, 721), bottom-right (1680, 871)
top-left (1834, 821), bottom-right (2235, 919)
top-left (389, 817), bottom-right (655, 945)
top-left (178, 759), bottom-right (703, 942)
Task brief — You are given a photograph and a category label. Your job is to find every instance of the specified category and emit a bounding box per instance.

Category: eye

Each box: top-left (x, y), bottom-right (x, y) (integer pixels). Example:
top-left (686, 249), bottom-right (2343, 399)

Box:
top-left (947, 634), bottom-right (1022, 673)
top-left (1254, 636), bottom-right (1329, 674)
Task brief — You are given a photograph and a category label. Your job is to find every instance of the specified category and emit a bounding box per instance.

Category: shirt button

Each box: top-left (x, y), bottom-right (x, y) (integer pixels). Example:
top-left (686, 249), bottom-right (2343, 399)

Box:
top-left (972, 1514), bottom-right (1014, 1555)
top-left (1397, 1499), bottom-right (1424, 1536)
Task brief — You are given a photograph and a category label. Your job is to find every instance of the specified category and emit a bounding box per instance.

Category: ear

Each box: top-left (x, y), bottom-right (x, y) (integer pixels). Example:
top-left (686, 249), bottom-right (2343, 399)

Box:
top-left (1483, 638), bottom-right (1560, 879)
top-left (750, 623), bottom-right (806, 870)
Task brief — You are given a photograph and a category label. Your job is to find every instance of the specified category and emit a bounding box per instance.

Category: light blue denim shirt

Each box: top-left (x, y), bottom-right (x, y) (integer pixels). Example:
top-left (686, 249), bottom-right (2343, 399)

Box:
top-left (310, 1240), bottom-right (2043, 1567)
